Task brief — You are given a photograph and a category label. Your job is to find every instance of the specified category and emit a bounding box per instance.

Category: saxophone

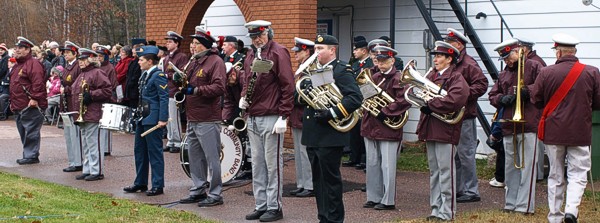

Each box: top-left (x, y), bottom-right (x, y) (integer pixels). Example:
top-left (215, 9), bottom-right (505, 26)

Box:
top-left (75, 80), bottom-right (89, 123)
top-left (295, 51), bottom-right (359, 132)
top-left (231, 48), bottom-right (272, 131)
top-left (171, 57), bottom-right (193, 106)
top-left (356, 68), bottom-right (408, 129)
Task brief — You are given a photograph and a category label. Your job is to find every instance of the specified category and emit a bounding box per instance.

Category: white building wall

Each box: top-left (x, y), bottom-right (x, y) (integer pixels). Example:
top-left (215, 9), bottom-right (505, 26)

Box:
top-left (203, 0), bottom-right (600, 153)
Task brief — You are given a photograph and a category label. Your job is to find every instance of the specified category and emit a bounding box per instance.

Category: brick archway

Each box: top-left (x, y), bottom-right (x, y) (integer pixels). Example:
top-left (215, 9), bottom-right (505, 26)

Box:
top-left (147, 0), bottom-right (317, 148)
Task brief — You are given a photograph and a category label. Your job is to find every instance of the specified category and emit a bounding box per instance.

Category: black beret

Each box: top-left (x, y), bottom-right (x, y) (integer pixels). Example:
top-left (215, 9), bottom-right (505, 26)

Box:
top-left (315, 35), bottom-right (339, 45)
top-left (224, 36), bottom-right (237, 42)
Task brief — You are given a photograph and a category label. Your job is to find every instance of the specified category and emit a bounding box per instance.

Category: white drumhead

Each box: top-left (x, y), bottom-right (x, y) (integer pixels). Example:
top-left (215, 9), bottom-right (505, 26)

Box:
top-left (219, 125), bottom-right (244, 183)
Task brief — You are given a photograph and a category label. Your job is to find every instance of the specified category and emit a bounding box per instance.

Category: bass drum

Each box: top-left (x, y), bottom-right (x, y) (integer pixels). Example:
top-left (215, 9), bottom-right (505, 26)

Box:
top-left (180, 125), bottom-right (245, 184)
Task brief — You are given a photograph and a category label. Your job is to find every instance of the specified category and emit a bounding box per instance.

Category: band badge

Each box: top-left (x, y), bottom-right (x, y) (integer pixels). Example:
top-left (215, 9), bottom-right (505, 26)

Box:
top-left (66, 74), bottom-right (72, 82)
top-left (18, 69), bottom-right (23, 76)
top-left (437, 83), bottom-right (442, 87)
top-left (196, 69), bottom-right (204, 77)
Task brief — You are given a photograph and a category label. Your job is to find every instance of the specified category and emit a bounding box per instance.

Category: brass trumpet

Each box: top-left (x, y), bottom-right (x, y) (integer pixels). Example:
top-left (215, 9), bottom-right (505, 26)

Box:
top-left (75, 80), bottom-right (89, 123)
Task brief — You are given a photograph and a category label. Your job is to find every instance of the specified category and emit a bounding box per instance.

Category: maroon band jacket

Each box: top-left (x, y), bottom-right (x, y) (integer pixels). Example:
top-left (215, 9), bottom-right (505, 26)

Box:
top-left (488, 59), bottom-right (544, 136)
top-left (455, 49), bottom-right (488, 119)
top-left (185, 48), bottom-right (226, 122)
top-left (240, 41), bottom-right (294, 118)
top-left (10, 53), bottom-right (48, 111)
top-left (532, 55), bottom-right (600, 146)
top-left (63, 59), bottom-right (81, 111)
top-left (71, 65), bottom-right (113, 122)
top-left (164, 49), bottom-right (190, 97)
top-left (416, 65), bottom-right (469, 145)
top-left (360, 67), bottom-right (411, 141)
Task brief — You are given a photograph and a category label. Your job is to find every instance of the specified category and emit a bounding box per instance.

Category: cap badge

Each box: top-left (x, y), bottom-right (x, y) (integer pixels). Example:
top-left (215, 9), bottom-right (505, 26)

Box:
top-left (259, 27), bottom-right (265, 31)
top-left (504, 46), bottom-right (511, 53)
top-left (317, 36), bottom-right (323, 43)
top-left (447, 48), bottom-right (454, 54)
top-left (387, 51), bottom-right (393, 57)
top-left (301, 45), bottom-right (307, 50)
top-left (448, 32), bottom-right (455, 37)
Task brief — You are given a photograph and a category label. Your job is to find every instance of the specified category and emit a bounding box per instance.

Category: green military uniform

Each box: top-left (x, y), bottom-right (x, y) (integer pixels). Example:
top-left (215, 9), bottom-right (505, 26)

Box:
top-left (393, 56), bottom-right (404, 71)
top-left (351, 57), bottom-right (374, 78)
top-left (300, 57), bottom-right (363, 223)
top-left (223, 51), bottom-right (244, 64)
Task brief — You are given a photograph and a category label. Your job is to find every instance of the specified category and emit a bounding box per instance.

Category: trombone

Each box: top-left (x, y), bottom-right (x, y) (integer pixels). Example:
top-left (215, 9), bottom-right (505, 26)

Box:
top-left (508, 48), bottom-right (526, 169)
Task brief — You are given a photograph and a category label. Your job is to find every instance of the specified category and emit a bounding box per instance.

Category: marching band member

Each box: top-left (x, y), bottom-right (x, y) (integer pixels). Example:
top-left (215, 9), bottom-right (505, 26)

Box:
top-left (10, 37), bottom-right (48, 165)
top-left (162, 31), bottom-right (187, 153)
top-left (288, 37), bottom-right (314, 198)
top-left (71, 48), bottom-right (112, 181)
top-left (360, 46), bottom-right (411, 210)
top-left (96, 45), bottom-right (117, 156)
top-left (123, 46), bottom-right (169, 196)
top-left (343, 36), bottom-right (372, 170)
top-left (532, 33), bottom-right (600, 223)
top-left (416, 41), bottom-right (468, 221)
top-left (444, 28), bottom-right (488, 203)
top-left (300, 34), bottom-right (362, 223)
top-left (221, 36), bottom-right (244, 64)
top-left (488, 38), bottom-right (543, 215)
top-left (238, 20), bottom-right (294, 222)
top-left (177, 26), bottom-right (226, 207)
top-left (60, 41), bottom-right (83, 172)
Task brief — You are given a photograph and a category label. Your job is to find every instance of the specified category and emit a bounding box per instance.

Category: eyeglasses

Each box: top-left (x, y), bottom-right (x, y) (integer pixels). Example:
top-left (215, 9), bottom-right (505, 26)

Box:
top-left (250, 32), bottom-right (267, 40)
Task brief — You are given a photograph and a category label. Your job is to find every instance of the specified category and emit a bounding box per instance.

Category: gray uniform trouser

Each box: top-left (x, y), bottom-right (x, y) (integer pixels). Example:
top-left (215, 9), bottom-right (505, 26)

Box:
top-left (455, 118), bottom-right (479, 197)
top-left (100, 128), bottom-right (112, 154)
top-left (546, 145), bottom-right (590, 223)
top-left (80, 122), bottom-right (103, 175)
top-left (537, 141), bottom-right (546, 180)
top-left (292, 127), bottom-right (312, 190)
top-left (15, 108), bottom-right (44, 159)
top-left (365, 138), bottom-right (400, 206)
top-left (63, 117), bottom-right (82, 166)
top-left (166, 98), bottom-right (182, 147)
top-left (187, 122), bottom-right (222, 200)
top-left (248, 115), bottom-right (283, 211)
top-left (503, 132), bottom-right (537, 213)
top-left (426, 141), bottom-right (456, 221)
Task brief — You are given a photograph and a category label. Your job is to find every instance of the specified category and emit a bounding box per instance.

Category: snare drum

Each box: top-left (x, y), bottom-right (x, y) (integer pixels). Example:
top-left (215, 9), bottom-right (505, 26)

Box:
top-left (180, 125), bottom-right (245, 183)
top-left (99, 103), bottom-right (131, 132)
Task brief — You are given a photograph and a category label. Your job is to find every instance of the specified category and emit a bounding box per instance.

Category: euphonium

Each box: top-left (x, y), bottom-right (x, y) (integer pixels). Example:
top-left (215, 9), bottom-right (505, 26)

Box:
top-left (400, 59), bottom-right (465, 124)
top-left (75, 80), bottom-right (89, 123)
top-left (509, 48), bottom-right (526, 169)
top-left (295, 51), bottom-right (359, 132)
top-left (355, 68), bottom-right (408, 129)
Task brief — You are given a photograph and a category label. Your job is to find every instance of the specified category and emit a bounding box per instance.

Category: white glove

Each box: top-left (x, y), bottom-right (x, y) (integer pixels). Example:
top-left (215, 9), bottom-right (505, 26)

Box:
top-left (272, 116), bottom-right (287, 134)
top-left (239, 97), bottom-right (249, 109)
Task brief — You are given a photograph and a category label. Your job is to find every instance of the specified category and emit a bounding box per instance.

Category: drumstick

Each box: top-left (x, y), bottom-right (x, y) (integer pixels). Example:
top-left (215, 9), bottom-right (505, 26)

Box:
top-left (141, 118), bottom-right (171, 137)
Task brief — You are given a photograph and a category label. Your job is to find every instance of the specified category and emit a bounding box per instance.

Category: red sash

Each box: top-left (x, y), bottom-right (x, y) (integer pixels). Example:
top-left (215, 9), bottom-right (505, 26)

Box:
top-left (538, 62), bottom-right (585, 140)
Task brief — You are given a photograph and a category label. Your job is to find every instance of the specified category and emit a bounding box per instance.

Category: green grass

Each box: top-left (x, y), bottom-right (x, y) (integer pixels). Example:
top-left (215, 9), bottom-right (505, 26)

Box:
top-left (0, 172), bottom-right (215, 223)
top-left (398, 141), bottom-right (496, 180)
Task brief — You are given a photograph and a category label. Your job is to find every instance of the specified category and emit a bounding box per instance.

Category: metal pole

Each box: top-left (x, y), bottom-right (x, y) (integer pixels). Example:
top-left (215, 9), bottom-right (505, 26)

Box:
top-left (390, 0), bottom-right (396, 46)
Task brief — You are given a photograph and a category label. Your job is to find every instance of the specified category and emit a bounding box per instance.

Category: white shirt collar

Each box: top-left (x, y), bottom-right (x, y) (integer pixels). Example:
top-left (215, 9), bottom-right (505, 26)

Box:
top-left (228, 50), bottom-right (238, 57)
top-left (438, 67), bottom-right (449, 76)
top-left (146, 65), bottom-right (158, 74)
top-left (68, 59), bottom-right (76, 66)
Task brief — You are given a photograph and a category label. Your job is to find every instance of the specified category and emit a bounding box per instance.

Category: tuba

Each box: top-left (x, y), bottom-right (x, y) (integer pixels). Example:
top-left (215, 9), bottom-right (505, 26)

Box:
top-left (295, 52), bottom-right (359, 132)
top-left (356, 68), bottom-right (408, 129)
top-left (507, 48), bottom-right (526, 169)
top-left (400, 59), bottom-right (465, 124)
top-left (75, 80), bottom-right (89, 123)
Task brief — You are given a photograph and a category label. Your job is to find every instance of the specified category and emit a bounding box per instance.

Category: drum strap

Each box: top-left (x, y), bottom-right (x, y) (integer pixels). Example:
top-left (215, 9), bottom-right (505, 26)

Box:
top-left (538, 62), bottom-right (585, 141)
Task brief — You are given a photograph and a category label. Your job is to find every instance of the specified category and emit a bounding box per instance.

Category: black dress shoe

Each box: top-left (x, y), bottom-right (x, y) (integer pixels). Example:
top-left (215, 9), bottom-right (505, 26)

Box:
top-left (169, 147), bottom-right (181, 153)
top-left (245, 210), bottom-right (266, 220)
top-left (456, 195), bottom-right (481, 203)
top-left (63, 166), bottom-right (82, 172)
top-left (75, 174), bottom-right (90, 180)
top-left (145, 188), bottom-right (163, 196)
top-left (180, 194), bottom-right (207, 203)
top-left (163, 146), bottom-right (171, 152)
top-left (84, 174), bottom-right (104, 181)
top-left (564, 213), bottom-right (578, 223)
top-left (295, 190), bottom-right (314, 197)
top-left (197, 197), bottom-right (223, 207)
top-left (123, 185), bottom-right (148, 193)
top-left (374, 203), bottom-right (395, 210)
top-left (363, 201), bottom-right (379, 208)
top-left (290, 188), bottom-right (303, 196)
top-left (342, 161), bottom-right (358, 167)
top-left (259, 209), bottom-right (283, 222)
top-left (354, 163), bottom-right (366, 170)
top-left (16, 158), bottom-right (40, 165)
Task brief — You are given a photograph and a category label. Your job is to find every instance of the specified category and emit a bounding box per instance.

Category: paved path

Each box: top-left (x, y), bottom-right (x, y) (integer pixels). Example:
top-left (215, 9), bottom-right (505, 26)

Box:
top-left (0, 121), bottom-right (549, 222)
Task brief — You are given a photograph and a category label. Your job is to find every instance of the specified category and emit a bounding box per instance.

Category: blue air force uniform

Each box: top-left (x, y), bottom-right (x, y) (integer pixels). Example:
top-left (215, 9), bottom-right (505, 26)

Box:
top-left (132, 49), bottom-right (169, 190)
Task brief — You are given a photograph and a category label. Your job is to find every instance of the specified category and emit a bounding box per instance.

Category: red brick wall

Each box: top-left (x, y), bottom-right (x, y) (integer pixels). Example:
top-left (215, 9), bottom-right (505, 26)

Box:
top-left (146, 0), bottom-right (317, 148)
